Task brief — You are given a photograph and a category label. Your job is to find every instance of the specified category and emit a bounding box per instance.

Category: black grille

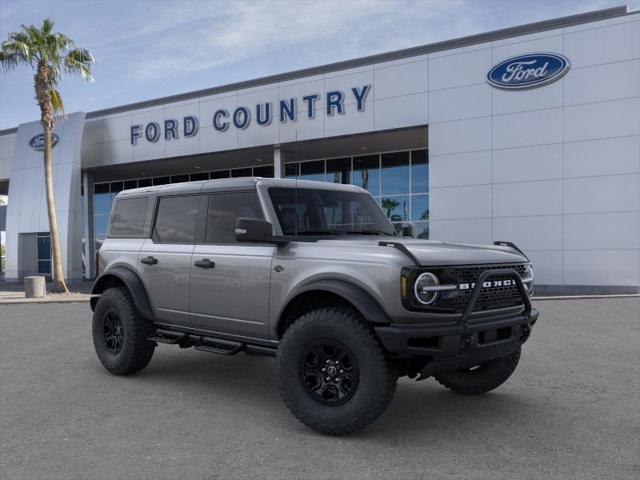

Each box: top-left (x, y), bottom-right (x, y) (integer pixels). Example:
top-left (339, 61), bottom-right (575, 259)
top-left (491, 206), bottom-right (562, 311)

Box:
top-left (433, 264), bottom-right (528, 312)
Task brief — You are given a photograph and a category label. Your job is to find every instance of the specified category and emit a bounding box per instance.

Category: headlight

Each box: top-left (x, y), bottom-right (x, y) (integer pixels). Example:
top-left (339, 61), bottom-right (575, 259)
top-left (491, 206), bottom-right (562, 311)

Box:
top-left (414, 272), bottom-right (440, 305)
top-left (523, 263), bottom-right (534, 295)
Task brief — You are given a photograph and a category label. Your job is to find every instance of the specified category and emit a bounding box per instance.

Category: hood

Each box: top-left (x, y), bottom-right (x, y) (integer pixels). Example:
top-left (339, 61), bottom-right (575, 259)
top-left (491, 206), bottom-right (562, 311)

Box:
top-left (314, 237), bottom-right (528, 266)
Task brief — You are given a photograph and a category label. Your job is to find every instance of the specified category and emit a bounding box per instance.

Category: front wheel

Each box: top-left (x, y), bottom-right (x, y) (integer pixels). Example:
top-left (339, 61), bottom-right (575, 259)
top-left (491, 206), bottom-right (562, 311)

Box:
top-left (434, 347), bottom-right (521, 395)
top-left (276, 307), bottom-right (398, 435)
top-left (92, 287), bottom-right (156, 375)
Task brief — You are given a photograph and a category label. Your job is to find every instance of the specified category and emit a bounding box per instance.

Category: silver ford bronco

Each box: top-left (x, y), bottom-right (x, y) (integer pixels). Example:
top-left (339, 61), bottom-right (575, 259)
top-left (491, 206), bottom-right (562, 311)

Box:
top-left (90, 177), bottom-right (538, 435)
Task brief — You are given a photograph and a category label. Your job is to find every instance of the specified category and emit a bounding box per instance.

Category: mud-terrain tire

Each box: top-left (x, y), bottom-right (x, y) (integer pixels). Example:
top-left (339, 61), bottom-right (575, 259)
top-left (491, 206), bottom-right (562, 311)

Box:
top-left (434, 347), bottom-right (521, 395)
top-left (92, 287), bottom-right (156, 375)
top-left (276, 307), bottom-right (398, 435)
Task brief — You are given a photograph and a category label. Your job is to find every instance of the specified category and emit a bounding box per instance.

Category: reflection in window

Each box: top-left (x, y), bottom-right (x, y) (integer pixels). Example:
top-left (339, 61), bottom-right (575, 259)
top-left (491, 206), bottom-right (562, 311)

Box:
top-left (300, 160), bottom-right (325, 182)
top-left (231, 168), bottom-right (252, 178)
top-left (411, 194), bottom-right (429, 221)
top-left (380, 195), bottom-right (409, 222)
top-left (211, 170), bottom-right (230, 179)
top-left (352, 155), bottom-right (380, 196)
top-left (205, 192), bottom-right (263, 243)
top-left (411, 149), bottom-right (428, 194)
top-left (381, 152), bottom-right (409, 195)
top-left (285, 163), bottom-right (299, 178)
top-left (326, 157), bottom-right (350, 184)
top-left (414, 222), bottom-right (429, 239)
top-left (153, 195), bottom-right (200, 243)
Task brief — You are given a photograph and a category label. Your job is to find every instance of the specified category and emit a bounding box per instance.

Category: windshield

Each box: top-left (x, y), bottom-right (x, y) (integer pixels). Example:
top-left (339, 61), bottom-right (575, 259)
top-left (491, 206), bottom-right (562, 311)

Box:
top-left (268, 187), bottom-right (396, 236)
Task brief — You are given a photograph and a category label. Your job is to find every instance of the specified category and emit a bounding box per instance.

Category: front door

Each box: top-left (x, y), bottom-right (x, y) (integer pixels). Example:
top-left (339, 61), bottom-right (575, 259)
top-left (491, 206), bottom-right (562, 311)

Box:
top-left (140, 194), bottom-right (201, 326)
top-left (189, 191), bottom-right (274, 338)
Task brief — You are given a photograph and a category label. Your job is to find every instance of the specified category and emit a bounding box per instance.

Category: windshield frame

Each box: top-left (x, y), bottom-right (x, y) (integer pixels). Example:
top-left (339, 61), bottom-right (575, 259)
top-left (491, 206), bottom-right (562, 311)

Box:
top-left (264, 185), bottom-right (396, 238)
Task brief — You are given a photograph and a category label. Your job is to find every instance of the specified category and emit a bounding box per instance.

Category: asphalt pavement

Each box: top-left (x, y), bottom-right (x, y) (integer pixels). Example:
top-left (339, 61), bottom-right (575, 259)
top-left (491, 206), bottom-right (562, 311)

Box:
top-left (0, 298), bottom-right (638, 480)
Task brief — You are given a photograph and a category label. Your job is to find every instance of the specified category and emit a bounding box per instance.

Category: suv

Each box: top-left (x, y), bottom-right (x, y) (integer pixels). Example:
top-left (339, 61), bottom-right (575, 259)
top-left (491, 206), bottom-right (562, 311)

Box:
top-left (91, 177), bottom-right (538, 435)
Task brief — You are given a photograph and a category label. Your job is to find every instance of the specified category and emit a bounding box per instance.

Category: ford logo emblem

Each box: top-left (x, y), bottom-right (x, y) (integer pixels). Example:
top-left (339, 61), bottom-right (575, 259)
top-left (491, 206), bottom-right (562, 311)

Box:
top-left (29, 133), bottom-right (59, 151)
top-left (487, 53), bottom-right (570, 90)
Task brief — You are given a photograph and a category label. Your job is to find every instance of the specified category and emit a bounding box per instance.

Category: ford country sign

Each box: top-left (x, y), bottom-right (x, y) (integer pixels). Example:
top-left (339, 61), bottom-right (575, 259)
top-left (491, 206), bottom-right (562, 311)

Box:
top-left (487, 53), bottom-right (570, 90)
top-left (29, 133), bottom-right (59, 151)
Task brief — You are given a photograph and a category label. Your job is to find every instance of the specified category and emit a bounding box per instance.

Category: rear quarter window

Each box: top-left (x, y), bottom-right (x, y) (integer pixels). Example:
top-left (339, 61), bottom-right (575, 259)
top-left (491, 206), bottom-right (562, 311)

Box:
top-left (109, 197), bottom-right (150, 238)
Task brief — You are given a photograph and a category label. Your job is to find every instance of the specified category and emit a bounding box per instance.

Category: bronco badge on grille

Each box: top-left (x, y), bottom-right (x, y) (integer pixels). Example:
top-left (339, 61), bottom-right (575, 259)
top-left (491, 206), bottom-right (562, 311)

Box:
top-left (458, 279), bottom-right (516, 290)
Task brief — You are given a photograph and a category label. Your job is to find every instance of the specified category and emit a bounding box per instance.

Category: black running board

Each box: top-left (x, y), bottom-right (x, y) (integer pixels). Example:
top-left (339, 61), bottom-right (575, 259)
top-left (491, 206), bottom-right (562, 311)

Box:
top-left (194, 337), bottom-right (244, 356)
top-left (150, 327), bottom-right (277, 357)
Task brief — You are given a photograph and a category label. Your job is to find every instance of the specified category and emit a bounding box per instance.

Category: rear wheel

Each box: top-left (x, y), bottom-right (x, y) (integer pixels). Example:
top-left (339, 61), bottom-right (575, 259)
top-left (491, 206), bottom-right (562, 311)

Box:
top-left (434, 348), bottom-right (521, 395)
top-left (92, 287), bottom-right (156, 375)
top-left (277, 307), bottom-right (397, 435)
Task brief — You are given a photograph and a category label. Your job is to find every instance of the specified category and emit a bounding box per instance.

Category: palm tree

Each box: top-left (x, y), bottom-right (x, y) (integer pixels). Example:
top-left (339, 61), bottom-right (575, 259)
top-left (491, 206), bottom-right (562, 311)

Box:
top-left (0, 18), bottom-right (94, 292)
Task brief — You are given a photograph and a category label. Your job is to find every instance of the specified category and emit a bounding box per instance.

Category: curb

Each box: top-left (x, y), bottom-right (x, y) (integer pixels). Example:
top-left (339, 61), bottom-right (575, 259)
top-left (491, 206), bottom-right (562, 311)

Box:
top-left (0, 295), bottom-right (92, 305)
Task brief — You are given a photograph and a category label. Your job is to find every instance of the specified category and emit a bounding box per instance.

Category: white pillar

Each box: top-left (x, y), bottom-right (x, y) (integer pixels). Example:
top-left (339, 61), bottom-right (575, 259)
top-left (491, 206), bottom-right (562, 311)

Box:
top-left (82, 172), bottom-right (95, 279)
top-left (274, 147), bottom-right (285, 178)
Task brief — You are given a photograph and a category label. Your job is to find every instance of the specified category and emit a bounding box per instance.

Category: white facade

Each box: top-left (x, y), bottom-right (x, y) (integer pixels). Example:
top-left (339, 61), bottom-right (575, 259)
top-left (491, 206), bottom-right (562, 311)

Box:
top-left (0, 7), bottom-right (638, 291)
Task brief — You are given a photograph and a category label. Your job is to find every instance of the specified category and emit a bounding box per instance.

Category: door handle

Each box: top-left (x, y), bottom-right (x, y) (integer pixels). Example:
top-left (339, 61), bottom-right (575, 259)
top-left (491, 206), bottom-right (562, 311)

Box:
top-left (140, 256), bottom-right (158, 265)
top-left (194, 258), bottom-right (215, 269)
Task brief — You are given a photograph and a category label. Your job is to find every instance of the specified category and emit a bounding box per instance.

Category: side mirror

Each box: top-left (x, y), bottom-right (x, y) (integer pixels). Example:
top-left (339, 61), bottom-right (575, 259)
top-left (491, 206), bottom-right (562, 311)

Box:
top-left (235, 218), bottom-right (274, 243)
top-left (401, 222), bottom-right (415, 238)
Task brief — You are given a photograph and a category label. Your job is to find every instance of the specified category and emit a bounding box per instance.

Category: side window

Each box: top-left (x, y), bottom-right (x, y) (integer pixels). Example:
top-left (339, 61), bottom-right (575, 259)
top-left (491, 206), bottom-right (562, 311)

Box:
top-left (205, 191), bottom-right (264, 243)
top-left (109, 197), bottom-right (149, 238)
top-left (153, 195), bottom-right (200, 243)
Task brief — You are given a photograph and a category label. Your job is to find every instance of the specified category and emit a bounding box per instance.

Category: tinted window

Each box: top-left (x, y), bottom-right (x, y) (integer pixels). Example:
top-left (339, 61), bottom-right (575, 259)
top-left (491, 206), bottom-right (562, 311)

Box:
top-left (269, 187), bottom-right (395, 236)
top-left (205, 191), bottom-right (264, 243)
top-left (110, 197), bottom-right (149, 237)
top-left (153, 195), bottom-right (200, 243)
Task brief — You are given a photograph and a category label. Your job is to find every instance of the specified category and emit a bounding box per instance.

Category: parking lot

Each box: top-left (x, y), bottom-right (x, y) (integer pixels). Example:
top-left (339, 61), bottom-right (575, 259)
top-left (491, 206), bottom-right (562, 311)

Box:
top-left (1, 297), bottom-right (638, 480)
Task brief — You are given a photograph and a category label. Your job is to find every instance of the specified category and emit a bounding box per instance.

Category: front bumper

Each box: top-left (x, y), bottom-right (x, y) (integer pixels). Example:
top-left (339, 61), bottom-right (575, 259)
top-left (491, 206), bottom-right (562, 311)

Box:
top-left (375, 267), bottom-right (539, 379)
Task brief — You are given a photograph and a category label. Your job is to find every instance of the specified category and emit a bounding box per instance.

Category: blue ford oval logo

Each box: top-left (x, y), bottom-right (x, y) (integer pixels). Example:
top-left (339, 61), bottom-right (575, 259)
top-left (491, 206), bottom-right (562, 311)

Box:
top-left (29, 133), bottom-right (59, 151)
top-left (487, 53), bottom-right (570, 90)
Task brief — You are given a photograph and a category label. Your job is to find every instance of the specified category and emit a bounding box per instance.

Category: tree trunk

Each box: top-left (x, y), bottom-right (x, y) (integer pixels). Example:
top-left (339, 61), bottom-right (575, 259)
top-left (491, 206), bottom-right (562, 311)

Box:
top-left (43, 122), bottom-right (69, 293)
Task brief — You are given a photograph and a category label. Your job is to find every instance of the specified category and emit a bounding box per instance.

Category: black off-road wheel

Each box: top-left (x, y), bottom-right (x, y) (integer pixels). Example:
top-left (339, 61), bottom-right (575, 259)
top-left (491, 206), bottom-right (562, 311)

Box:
top-left (434, 347), bottom-right (521, 395)
top-left (276, 307), bottom-right (398, 435)
top-left (92, 287), bottom-right (156, 375)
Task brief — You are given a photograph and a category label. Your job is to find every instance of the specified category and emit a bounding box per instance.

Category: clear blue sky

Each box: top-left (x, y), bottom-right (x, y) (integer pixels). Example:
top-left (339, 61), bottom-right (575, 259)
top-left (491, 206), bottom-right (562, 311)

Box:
top-left (0, 0), bottom-right (634, 130)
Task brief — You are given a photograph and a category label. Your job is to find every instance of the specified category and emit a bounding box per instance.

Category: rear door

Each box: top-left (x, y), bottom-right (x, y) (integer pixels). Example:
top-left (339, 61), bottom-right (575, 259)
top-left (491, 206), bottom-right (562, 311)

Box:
top-left (140, 194), bottom-right (202, 326)
top-left (189, 190), bottom-right (274, 338)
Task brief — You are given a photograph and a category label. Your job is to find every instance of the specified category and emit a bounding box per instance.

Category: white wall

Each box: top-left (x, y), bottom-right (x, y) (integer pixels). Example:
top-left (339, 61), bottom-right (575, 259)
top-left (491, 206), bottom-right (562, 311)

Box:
top-left (5, 113), bottom-right (85, 280)
top-left (428, 13), bottom-right (640, 289)
top-left (0, 133), bottom-right (16, 181)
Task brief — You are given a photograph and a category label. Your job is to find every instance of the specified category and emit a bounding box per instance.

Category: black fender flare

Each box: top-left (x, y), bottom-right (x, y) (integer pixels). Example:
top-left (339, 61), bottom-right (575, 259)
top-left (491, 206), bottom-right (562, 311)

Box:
top-left (90, 266), bottom-right (155, 321)
top-left (280, 279), bottom-right (391, 327)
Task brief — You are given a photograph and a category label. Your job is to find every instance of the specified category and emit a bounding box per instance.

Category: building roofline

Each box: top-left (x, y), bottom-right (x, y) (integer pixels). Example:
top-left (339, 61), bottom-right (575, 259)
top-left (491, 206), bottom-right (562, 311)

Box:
top-left (0, 5), bottom-right (631, 136)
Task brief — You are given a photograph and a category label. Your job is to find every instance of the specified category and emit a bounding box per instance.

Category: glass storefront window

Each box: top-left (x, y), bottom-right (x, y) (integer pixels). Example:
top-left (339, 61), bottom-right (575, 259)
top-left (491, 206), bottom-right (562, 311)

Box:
top-left (411, 194), bottom-right (429, 221)
top-left (414, 222), bottom-right (429, 239)
top-left (326, 158), bottom-right (350, 184)
top-left (231, 168), bottom-right (252, 178)
top-left (300, 160), bottom-right (325, 182)
top-left (352, 155), bottom-right (380, 197)
top-left (380, 195), bottom-right (409, 222)
top-left (153, 177), bottom-right (170, 186)
top-left (253, 165), bottom-right (274, 178)
top-left (381, 151), bottom-right (410, 195)
top-left (138, 178), bottom-right (152, 187)
top-left (189, 172), bottom-right (209, 182)
top-left (124, 180), bottom-right (138, 190)
top-left (171, 174), bottom-right (189, 183)
top-left (211, 170), bottom-right (230, 179)
top-left (411, 149), bottom-right (428, 194)
top-left (285, 163), bottom-right (299, 178)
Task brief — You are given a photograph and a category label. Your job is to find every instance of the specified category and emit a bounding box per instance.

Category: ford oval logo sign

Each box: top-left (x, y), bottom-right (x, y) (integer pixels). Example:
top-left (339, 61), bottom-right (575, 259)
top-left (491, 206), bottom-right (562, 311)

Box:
top-left (487, 53), bottom-right (570, 90)
top-left (29, 133), bottom-right (59, 151)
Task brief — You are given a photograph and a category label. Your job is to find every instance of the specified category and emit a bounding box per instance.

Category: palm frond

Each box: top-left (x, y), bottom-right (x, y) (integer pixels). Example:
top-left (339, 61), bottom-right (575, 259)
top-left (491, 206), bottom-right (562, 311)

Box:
top-left (64, 47), bottom-right (94, 81)
top-left (50, 88), bottom-right (64, 113)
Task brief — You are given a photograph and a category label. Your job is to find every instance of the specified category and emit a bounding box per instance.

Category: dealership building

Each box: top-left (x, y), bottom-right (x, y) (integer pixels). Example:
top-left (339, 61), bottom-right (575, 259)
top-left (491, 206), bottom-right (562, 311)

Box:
top-left (0, 5), bottom-right (639, 293)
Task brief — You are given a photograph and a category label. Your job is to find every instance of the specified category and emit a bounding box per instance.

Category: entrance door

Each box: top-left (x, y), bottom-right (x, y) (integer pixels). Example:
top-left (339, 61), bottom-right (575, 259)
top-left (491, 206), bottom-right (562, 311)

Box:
top-left (189, 191), bottom-right (273, 338)
top-left (140, 194), bottom-right (201, 326)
